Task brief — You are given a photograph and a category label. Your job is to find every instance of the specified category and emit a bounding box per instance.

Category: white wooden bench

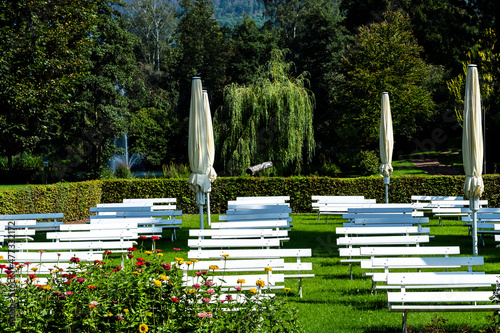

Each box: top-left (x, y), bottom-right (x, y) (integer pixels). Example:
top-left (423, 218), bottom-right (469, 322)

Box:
top-left (431, 199), bottom-right (488, 226)
top-left (462, 208), bottom-right (500, 242)
top-left (0, 213), bottom-right (64, 231)
top-left (337, 226), bottom-right (431, 279)
top-left (89, 206), bottom-right (182, 240)
top-left (90, 218), bottom-right (176, 239)
top-left (187, 247), bottom-right (314, 297)
top-left (387, 272), bottom-right (500, 333)
top-left (14, 240), bottom-right (136, 252)
top-left (311, 196), bottom-right (377, 223)
top-left (363, 256), bottom-right (483, 273)
top-left (0, 220), bottom-right (37, 243)
top-left (234, 196), bottom-right (290, 204)
top-left (411, 196), bottom-right (464, 212)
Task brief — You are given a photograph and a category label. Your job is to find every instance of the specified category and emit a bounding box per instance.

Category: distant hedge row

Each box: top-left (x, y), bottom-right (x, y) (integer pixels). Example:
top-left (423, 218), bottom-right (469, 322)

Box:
top-left (1, 175), bottom-right (499, 220)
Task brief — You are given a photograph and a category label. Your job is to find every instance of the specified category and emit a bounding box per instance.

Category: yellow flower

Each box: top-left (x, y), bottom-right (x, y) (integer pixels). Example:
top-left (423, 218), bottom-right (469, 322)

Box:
top-left (191, 259), bottom-right (199, 263)
top-left (133, 271), bottom-right (140, 275)
top-left (188, 289), bottom-right (197, 294)
top-left (139, 323), bottom-right (148, 332)
top-left (249, 288), bottom-right (258, 294)
top-left (264, 267), bottom-right (272, 272)
top-left (0, 256), bottom-right (3, 259)
top-left (53, 269), bottom-right (60, 273)
top-left (284, 287), bottom-right (291, 292)
top-left (185, 261), bottom-right (192, 266)
top-left (256, 280), bottom-right (265, 288)
top-left (153, 280), bottom-right (161, 287)
top-left (124, 309), bottom-right (129, 313)
top-left (31, 267), bottom-right (38, 272)
top-left (108, 312), bottom-right (113, 317)
top-left (237, 279), bottom-right (246, 284)
top-left (209, 265), bottom-right (219, 270)
top-left (42, 285), bottom-right (52, 290)
top-left (221, 254), bottom-right (229, 258)
top-left (176, 258), bottom-right (184, 265)
top-left (159, 275), bottom-right (168, 281)
top-left (144, 251), bottom-right (152, 255)
top-left (157, 253), bottom-right (164, 257)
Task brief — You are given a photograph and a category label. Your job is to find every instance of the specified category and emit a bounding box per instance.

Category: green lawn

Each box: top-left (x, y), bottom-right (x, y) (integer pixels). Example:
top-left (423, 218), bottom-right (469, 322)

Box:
top-left (169, 214), bottom-right (500, 333)
top-left (4, 214), bottom-right (499, 332)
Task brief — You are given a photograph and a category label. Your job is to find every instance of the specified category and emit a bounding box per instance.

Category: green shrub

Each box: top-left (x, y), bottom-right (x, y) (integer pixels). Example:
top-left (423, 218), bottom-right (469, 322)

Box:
top-left (114, 163), bottom-right (133, 179)
top-left (162, 162), bottom-right (191, 179)
top-left (356, 150), bottom-right (379, 176)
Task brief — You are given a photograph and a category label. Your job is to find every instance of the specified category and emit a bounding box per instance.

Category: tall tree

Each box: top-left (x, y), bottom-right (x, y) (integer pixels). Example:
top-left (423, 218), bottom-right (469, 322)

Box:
top-left (291, 0), bottom-right (349, 162)
top-left (214, 49), bottom-right (315, 176)
top-left (124, 0), bottom-right (177, 71)
top-left (334, 10), bottom-right (435, 167)
top-left (0, 0), bottom-right (97, 168)
top-left (227, 14), bottom-right (279, 85)
top-left (49, 0), bottom-right (137, 179)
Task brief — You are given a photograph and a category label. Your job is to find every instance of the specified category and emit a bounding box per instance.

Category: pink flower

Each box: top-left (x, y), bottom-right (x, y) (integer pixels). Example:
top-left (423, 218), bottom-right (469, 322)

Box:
top-left (206, 289), bottom-right (214, 295)
top-left (173, 248), bottom-right (180, 251)
top-left (192, 284), bottom-right (200, 289)
top-left (66, 291), bottom-right (73, 295)
top-left (202, 298), bottom-right (211, 302)
top-left (198, 312), bottom-right (212, 318)
top-left (38, 250), bottom-right (45, 254)
top-left (204, 281), bottom-right (213, 287)
top-left (161, 263), bottom-right (171, 270)
top-left (226, 295), bottom-right (233, 301)
top-left (195, 272), bottom-right (201, 276)
top-left (76, 278), bottom-right (86, 283)
top-left (234, 286), bottom-right (242, 291)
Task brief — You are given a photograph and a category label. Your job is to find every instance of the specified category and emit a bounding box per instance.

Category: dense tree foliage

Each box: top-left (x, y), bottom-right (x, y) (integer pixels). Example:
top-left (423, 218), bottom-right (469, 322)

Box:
top-left (0, 0), bottom-right (499, 179)
top-left (215, 50), bottom-right (315, 175)
top-left (334, 10), bottom-right (435, 168)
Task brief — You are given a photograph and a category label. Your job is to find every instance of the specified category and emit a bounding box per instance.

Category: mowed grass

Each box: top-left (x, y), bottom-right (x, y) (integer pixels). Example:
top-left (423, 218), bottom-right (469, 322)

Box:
top-left (170, 214), bottom-right (500, 332)
top-left (5, 213), bottom-right (500, 332)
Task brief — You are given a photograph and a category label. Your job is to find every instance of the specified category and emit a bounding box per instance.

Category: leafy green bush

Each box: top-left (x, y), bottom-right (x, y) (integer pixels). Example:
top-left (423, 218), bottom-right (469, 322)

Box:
top-left (355, 150), bottom-right (379, 176)
top-left (114, 163), bottom-right (133, 179)
top-left (162, 162), bottom-right (191, 179)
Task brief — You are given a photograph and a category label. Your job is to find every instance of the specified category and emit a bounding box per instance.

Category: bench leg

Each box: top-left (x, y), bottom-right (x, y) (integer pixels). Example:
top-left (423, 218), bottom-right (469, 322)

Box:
top-left (350, 263), bottom-right (353, 280)
top-left (298, 278), bottom-right (303, 298)
top-left (402, 311), bottom-right (408, 333)
top-left (439, 217), bottom-right (442, 227)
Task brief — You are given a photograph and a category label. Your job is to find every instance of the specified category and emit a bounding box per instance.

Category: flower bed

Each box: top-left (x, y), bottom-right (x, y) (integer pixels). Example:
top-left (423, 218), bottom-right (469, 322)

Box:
top-left (0, 243), bottom-right (302, 332)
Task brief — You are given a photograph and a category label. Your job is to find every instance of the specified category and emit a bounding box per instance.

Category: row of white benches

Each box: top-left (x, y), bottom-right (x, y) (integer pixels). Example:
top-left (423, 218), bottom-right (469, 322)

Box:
top-left (312, 195), bottom-right (489, 226)
top-left (334, 202), bottom-right (500, 333)
top-left (183, 196), bottom-right (314, 298)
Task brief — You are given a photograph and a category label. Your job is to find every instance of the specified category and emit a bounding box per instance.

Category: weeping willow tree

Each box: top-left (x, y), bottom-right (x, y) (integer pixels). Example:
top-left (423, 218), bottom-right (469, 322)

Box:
top-left (214, 49), bottom-right (315, 176)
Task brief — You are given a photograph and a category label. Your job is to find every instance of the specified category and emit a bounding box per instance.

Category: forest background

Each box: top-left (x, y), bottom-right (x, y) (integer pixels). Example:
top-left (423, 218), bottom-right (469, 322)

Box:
top-left (0, 0), bottom-right (499, 183)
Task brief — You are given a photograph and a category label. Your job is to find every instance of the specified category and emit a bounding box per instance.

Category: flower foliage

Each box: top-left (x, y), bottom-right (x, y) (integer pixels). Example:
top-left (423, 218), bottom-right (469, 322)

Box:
top-left (0, 246), bottom-right (302, 332)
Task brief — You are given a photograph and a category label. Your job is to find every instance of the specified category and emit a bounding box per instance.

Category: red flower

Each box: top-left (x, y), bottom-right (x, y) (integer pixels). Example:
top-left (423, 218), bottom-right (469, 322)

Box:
top-left (161, 263), bottom-right (171, 271)
top-left (104, 250), bottom-right (112, 255)
top-left (88, 285), bottom-right (97, 290)
top-left (70, 257), bottom-right (80, 263)
top-left (128, 247), bottom-right (137, 252)
top-left (171, 297), bottom-right (179, 303)
top-left (151, 236), bottom-right (160, 240)
top-left (137, 258), bottom-right (146, 262)
top-left (139, 236), bottom-right (147, 240)
top-left (155, 249), bottom-right (162, 252)
top-left (127, 254), bottom-right (134, 259)
top-left (135, 262), bottom-right (144, 267)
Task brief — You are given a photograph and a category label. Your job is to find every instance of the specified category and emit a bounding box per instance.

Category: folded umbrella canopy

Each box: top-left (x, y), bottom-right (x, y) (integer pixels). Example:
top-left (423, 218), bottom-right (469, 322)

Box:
top-left (379, 92), bottom-right (394, 203)
top-left (187, 77), bottom-right (216, 229)
top-left (462, 64), bottom-right (484, 256)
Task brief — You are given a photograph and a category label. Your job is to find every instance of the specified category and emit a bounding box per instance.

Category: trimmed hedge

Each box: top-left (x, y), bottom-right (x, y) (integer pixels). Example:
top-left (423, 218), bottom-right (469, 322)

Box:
top-left (0, 181), bottom-right (102, 221)
top-left (1, 176), bottom-right (499, 220)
